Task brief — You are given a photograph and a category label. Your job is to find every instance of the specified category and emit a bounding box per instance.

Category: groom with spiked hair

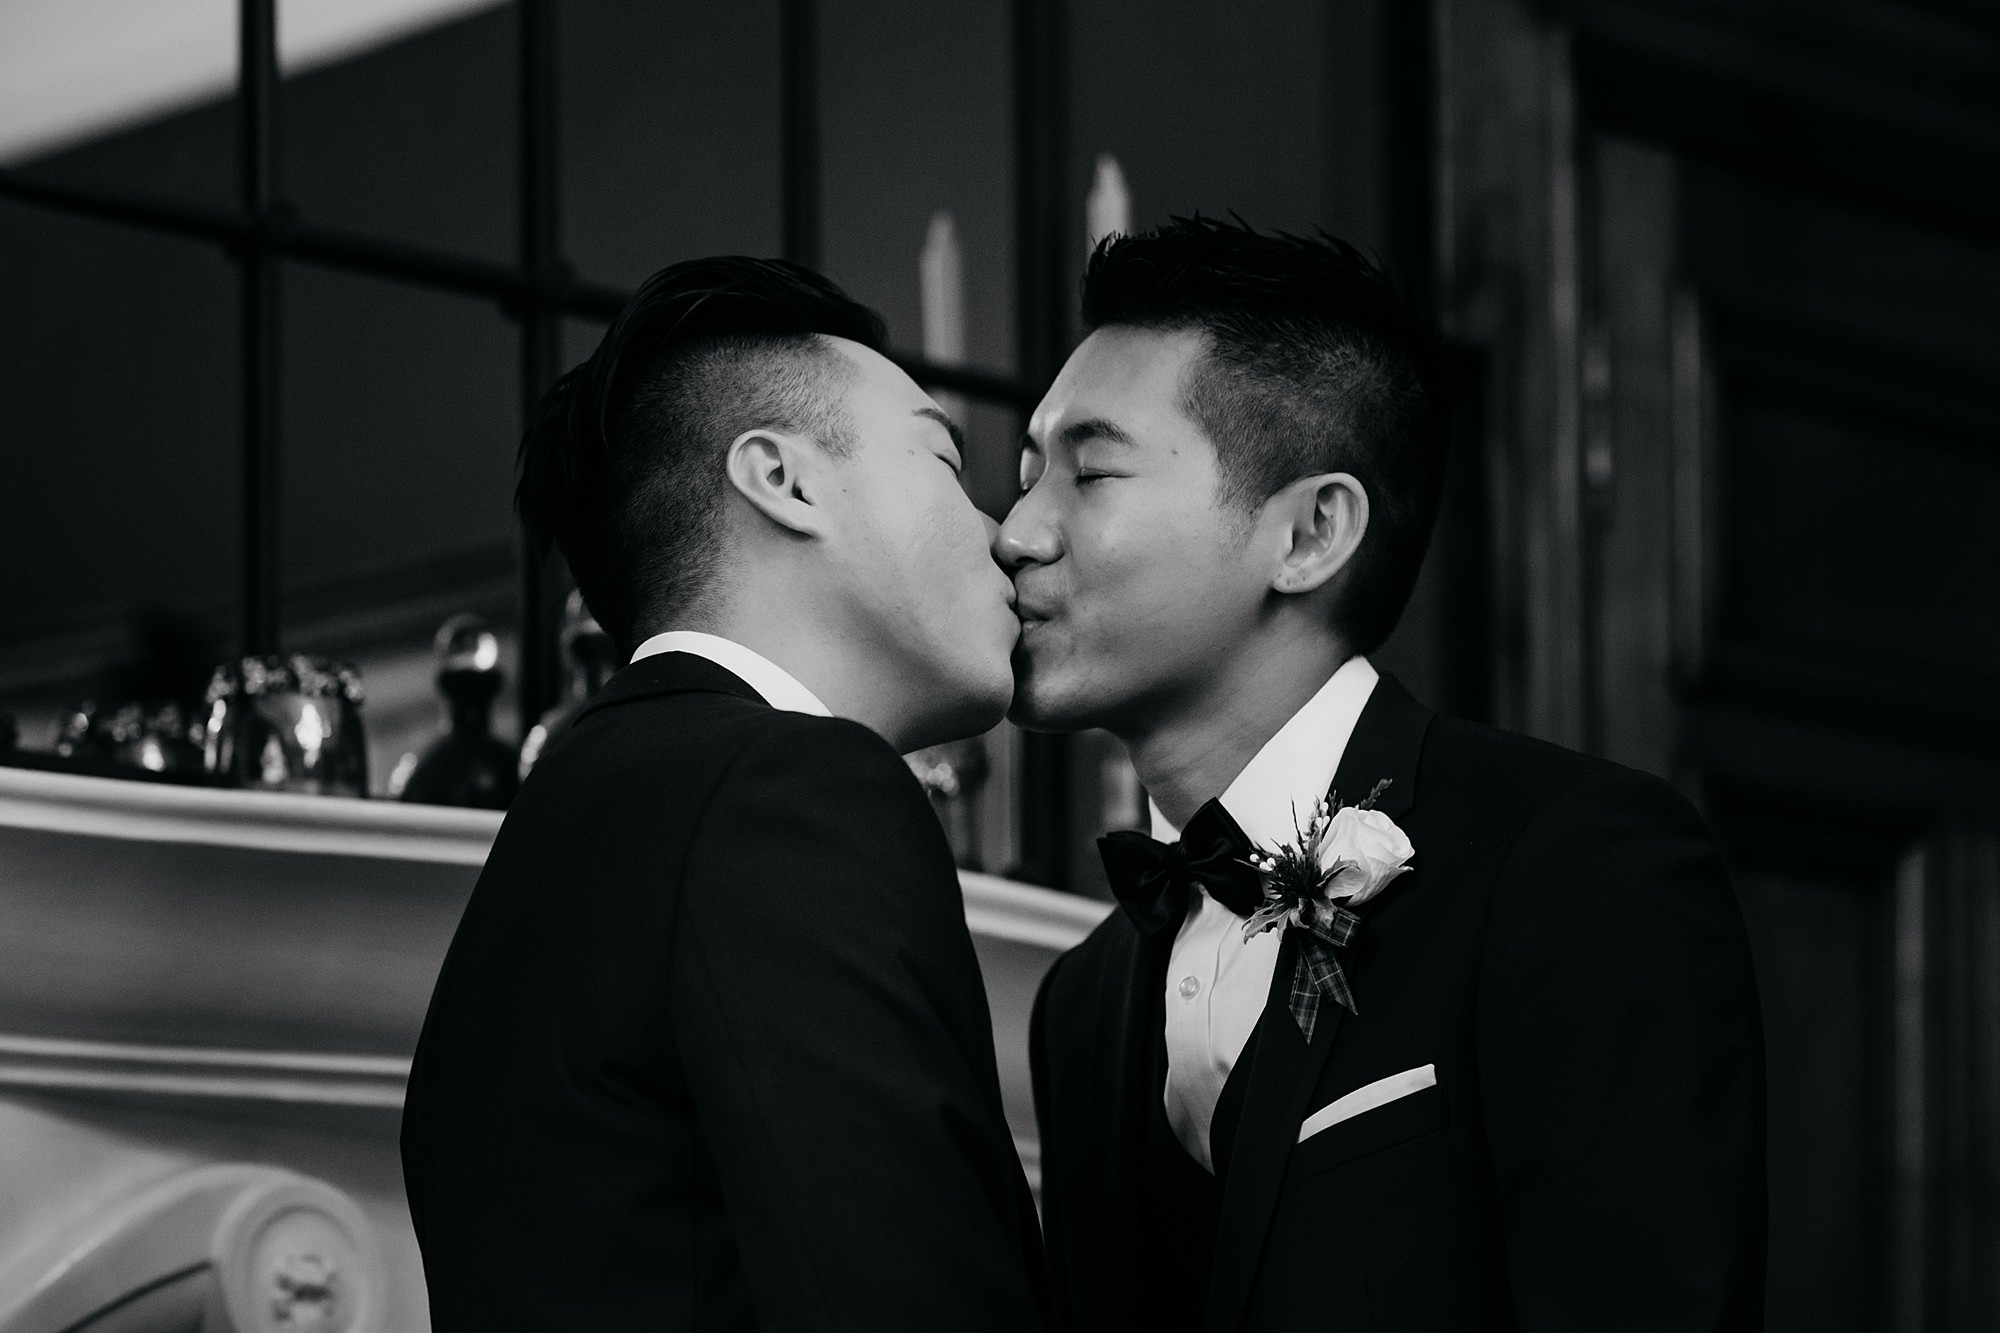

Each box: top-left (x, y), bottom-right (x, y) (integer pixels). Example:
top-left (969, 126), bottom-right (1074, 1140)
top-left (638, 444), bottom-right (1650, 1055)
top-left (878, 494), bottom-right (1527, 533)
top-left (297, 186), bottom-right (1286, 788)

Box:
top-left (1006, 218), bottom-right (1766, 1331)
top-left (405, 256), bottom-right (1048, 1330)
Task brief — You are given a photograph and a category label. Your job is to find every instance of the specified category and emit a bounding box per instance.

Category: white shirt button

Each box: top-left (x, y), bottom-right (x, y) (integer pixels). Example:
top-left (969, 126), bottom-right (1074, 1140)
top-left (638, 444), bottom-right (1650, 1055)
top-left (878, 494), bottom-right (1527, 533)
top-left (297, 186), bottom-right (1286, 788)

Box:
top-left (1179, 975), bottom-right (1201, 999)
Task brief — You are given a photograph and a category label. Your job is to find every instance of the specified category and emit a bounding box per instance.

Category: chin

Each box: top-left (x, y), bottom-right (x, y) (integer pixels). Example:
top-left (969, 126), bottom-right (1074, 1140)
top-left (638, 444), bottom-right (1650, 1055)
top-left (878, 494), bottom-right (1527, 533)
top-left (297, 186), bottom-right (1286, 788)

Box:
top-left (1008, 647), bottom-right (1157, 736)
top-left (1005, 670), bottom-right (1094, 735)
top-left (904, 695), bottom-right (1008, 752)
top-left (901, 660), bottom-right (1013, 752)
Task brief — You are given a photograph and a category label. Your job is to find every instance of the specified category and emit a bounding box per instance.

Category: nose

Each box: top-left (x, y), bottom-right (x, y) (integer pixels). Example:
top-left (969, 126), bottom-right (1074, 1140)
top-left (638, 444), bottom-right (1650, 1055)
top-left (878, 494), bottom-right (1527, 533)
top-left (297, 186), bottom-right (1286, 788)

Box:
top-left (993, 490), bottom-right (1061, 570)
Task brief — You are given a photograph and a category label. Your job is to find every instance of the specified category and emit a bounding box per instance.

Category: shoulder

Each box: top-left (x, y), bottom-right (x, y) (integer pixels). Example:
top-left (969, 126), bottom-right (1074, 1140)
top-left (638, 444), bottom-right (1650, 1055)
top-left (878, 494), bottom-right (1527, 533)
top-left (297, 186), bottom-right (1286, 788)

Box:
top-left (707, 711), bottom-right (933, 823)
top-left (672, 714), bottom-right (970, 972)
top-left (564, 691), bottom-right (921, 808)
top-left (1420, 714), bottom-right (1708, 850)
top-left (1422, 714), bottom-right (1619, 802)
top-left (680, 712), bottom-right (960, 913)
top-left (1416, 722), bottom-right (1736, 959)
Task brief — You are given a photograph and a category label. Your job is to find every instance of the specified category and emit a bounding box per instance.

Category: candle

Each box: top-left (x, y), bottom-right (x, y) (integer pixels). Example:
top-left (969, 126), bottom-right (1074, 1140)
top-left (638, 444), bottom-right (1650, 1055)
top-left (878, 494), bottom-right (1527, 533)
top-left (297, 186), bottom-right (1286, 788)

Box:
top-left (918, 209), bottom-right (969, 434)
top-left (920, 209), bottom-right (966, 366)
top-left (1086, 153), bottom-right (1132, 253)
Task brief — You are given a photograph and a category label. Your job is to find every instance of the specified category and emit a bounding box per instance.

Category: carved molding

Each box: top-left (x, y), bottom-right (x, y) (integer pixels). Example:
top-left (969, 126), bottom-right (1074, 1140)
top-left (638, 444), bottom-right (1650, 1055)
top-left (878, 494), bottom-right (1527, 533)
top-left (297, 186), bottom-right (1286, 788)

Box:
top-left (0, 1163), bottom-right (386, 1333)
top-left (1436, 0), bottom-right (1591, 749)
top-left (0, 1033), bottom-right (408, 1109)
top-left (1890, 826), bottom-right (2000, 1331)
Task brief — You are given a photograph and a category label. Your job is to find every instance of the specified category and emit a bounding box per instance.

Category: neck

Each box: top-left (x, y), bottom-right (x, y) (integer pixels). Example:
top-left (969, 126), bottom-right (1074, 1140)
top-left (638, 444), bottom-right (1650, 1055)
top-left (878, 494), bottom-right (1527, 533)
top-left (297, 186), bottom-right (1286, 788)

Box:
top-left (677, 582), bottom-right (912, 748)
top-left (1120, 629), bottom-right (1351, 830)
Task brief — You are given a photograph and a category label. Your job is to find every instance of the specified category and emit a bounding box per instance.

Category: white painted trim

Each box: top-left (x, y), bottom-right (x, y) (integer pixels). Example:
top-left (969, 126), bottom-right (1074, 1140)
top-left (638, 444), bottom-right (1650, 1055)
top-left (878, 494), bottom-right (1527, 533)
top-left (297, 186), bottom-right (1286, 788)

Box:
top-left (961, 872), bottom-right (1112, 952)
top-left (0, 770), bottom-right (1112, 947)
top-left (0, 1031), bottom-right (409, 1108)
top-left (0, 1033), bottom-right (408, 1075)
top-left (0, 1031), bottom-right (1047, 1184)
top-left (0, 766), bottom-right (500, 863)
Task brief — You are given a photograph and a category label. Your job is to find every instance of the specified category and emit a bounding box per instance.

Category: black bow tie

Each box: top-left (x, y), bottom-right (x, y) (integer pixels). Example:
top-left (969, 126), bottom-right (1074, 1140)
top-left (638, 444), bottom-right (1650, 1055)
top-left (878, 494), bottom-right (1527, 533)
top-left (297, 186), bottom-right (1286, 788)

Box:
top-left (1097, 798), bottom-right (1265, 938)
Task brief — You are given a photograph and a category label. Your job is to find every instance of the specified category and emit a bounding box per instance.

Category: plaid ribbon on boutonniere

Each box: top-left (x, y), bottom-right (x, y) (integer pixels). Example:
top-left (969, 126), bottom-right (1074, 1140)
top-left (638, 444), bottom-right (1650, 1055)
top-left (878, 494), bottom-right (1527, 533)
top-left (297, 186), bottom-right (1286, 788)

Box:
top-left (1241, 778), bottom-right (1414, 1042)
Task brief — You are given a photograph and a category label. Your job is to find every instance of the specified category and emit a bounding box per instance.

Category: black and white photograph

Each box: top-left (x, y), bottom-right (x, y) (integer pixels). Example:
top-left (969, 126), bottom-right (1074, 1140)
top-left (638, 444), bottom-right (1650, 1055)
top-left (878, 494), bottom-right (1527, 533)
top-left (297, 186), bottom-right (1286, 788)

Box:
top-left (1, 1), bottom-right (1996, 1329)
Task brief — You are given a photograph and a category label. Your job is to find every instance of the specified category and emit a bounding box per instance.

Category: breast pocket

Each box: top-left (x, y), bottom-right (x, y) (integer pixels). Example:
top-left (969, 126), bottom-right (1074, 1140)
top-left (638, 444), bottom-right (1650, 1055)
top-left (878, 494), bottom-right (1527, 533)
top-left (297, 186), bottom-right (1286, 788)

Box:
top-left (1288, 1078), bottom-right (1448, 1181)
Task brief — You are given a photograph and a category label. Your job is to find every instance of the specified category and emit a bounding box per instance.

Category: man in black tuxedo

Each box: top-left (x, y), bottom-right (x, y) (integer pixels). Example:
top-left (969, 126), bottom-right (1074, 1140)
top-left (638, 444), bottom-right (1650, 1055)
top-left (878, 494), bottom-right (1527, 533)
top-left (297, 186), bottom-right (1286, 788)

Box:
top-left (402, 258), bottom-right (1048, 1330)
top-left (1002, 218), bottom-right (1765, 1331)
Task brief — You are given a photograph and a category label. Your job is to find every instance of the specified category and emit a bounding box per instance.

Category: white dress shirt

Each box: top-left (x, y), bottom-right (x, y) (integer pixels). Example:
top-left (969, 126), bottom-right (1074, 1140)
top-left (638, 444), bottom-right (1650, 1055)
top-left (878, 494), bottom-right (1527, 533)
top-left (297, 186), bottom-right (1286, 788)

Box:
top-left (628, 631), bottom-right (832, 717)
top-left (1155, 655), bottom-right (1379, 1172)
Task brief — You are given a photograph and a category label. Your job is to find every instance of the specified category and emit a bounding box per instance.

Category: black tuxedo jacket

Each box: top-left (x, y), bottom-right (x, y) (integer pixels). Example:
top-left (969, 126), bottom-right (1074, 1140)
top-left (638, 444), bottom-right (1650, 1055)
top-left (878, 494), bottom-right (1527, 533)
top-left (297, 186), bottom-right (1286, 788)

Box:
top-left (403, 652), bottom-right (1049, 1330)
top-left (1031, 676), bottom-right (1766, 1332)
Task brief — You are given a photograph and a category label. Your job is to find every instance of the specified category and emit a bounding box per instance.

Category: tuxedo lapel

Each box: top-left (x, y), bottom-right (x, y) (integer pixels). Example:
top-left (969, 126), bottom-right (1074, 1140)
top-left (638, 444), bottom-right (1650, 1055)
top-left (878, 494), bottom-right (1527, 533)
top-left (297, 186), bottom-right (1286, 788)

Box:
top-left (1326, 673), bottom-right (1429, 825)
top-left (1202, 673), bottom-right (1434, 1333)
top-left (1075, 920), bottom-right (1176, 1320)
top-left (1204, 930), bottom-right (1342, 1333)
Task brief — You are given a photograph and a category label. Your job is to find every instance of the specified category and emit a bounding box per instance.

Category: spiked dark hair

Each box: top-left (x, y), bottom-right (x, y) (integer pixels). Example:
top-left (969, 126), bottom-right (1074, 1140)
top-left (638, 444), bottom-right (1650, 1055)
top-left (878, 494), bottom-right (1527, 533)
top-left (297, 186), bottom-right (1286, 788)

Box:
top-left (1080, 215), bottom-right (1448, 655)
top-left (516, 256), bottom-right (887, 656)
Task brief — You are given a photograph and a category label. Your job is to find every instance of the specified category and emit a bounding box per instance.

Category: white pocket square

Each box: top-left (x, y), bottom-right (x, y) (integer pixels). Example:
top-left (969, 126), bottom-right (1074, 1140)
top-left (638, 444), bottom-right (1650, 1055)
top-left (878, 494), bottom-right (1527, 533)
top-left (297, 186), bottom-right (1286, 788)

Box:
top-left (1297, 1064), bottom-right (1437, 1144)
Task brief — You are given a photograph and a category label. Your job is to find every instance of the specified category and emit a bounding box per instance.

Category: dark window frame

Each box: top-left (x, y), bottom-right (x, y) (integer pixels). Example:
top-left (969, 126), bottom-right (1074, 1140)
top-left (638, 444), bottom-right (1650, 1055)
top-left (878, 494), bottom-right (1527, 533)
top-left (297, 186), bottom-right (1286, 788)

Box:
top-left (0, 0), bottom-right (1078, 887)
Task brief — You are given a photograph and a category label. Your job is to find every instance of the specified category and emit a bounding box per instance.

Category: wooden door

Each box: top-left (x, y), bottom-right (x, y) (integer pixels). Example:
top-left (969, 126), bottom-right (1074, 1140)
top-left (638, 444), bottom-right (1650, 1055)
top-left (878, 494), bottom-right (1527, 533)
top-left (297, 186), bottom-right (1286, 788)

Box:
top-left (1437, 1), bottom-right (2000, 1326)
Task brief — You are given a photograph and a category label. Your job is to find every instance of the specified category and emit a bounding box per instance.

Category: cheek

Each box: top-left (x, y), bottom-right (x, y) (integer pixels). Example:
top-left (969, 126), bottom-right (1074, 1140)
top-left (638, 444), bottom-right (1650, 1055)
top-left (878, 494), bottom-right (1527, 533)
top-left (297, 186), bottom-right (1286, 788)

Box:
top-left (918, 487), bottom-right (980, 560)
top-left (908, 484), bottom-right (999, 600)
top-left (1074, 494), bottom-right (1243, 623)
top-left (1060, 517), bottom-right (1256, 684)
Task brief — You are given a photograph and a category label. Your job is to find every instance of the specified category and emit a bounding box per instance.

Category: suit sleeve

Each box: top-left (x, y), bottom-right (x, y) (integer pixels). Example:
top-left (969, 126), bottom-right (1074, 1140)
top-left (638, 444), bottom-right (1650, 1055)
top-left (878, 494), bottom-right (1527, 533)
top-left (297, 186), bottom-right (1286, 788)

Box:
top-left (670, 716), bottom-right (1047, 1331)
top-left (1476, 768), bottom-right (1766, 1330)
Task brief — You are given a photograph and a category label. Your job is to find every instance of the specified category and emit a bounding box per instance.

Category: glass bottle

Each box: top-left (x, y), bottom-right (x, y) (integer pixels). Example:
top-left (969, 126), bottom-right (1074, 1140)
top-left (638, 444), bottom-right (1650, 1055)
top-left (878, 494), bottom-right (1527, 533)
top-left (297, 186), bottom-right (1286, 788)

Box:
top-left (517, 590), bottom-right (616, 782)
top-left (396, 615), bottom-right (518, 810)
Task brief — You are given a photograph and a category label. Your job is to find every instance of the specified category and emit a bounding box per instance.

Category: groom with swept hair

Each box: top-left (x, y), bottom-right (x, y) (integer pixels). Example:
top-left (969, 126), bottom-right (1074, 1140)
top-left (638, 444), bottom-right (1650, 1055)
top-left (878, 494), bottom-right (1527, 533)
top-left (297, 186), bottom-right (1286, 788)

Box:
top-left (403, 256), bottom-right (1048, 1330)
top-left (1008, 218), bottom-right (1765, 1331)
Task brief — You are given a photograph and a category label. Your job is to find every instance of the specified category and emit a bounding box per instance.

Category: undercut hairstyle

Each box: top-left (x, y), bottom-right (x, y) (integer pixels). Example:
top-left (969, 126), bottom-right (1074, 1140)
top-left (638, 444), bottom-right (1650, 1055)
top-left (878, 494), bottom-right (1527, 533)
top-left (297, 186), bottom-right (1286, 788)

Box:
top-left (1081, 216), bottom-right (1449, 656)
top-left (516, 257), bottom-right (888, 655)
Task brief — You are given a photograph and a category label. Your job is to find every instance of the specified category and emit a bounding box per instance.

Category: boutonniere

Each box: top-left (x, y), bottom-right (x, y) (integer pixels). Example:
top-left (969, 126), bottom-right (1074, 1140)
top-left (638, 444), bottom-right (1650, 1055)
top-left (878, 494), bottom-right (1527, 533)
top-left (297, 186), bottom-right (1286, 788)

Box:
top-left (1242, 779), bottom-right (1414, 1040)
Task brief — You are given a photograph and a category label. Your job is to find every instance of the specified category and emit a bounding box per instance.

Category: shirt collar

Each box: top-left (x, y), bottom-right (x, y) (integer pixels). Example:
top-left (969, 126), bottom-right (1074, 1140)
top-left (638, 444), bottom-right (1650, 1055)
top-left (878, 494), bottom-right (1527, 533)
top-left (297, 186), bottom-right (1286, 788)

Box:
top-left (1150, 655), bottom-right (1379, 845)
top-left (627, 631), bottom-right (832, 718)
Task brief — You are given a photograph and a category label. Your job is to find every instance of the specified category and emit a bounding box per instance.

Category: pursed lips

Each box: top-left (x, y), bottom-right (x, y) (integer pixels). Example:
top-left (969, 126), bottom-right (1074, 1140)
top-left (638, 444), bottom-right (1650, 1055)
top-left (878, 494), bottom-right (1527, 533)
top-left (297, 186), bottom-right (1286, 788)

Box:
top-left (1011, 579), bottom-right (1059, 627)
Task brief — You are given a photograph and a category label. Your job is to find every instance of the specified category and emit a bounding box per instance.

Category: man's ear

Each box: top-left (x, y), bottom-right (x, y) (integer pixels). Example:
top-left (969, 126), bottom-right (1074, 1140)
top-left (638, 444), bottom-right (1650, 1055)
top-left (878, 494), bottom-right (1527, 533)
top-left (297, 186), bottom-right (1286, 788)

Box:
top-left (725, 429), bottom-right (825, 538)
top-left (1262, 471), bottom-right (1368, 596)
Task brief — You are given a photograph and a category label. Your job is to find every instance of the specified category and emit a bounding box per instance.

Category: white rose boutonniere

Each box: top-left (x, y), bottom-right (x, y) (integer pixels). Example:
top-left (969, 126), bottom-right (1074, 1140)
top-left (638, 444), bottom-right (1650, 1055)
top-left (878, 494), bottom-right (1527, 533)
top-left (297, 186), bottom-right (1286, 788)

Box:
top-left (1241, 778), bottom-right (1415, 1039)
top-left (1319, 804), bottom-right (1416, 907)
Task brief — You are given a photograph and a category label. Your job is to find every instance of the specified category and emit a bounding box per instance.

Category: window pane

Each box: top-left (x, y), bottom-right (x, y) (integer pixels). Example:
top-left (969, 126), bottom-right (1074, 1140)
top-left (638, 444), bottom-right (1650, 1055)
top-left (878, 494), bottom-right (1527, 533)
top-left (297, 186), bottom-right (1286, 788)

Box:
top-left (561, 316), bottom-right (607, 375)
top-left (1072, 0), bottom-right (1352, 237)
top-left (277, 263), bottom-right (519, 790)
top-left (558, 0), bottom-right (781, 291)
top-left (820, 0), bottom-right (1014, 373)
top-left (0, 211), bottom-right (238, 753)
top-left (281, 4), bottom-right (514, 265)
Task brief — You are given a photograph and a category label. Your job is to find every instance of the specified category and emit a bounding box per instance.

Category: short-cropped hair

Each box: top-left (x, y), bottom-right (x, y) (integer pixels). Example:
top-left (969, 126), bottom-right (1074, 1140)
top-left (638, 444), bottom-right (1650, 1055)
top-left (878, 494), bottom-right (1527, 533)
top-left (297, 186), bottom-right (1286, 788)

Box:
top-left (1080, 216), bottom-right (1449, 656)
top-left (517, 257), bottom-right (887, 655)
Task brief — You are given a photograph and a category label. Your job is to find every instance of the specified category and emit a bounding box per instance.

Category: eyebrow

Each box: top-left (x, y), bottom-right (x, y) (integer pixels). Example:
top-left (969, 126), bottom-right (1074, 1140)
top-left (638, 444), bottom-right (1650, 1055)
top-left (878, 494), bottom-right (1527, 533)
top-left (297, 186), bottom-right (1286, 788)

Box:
top-left (1056, 417), bottom-right (1137, 450)
top-left (914, 406), bottom-right (966, 457)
